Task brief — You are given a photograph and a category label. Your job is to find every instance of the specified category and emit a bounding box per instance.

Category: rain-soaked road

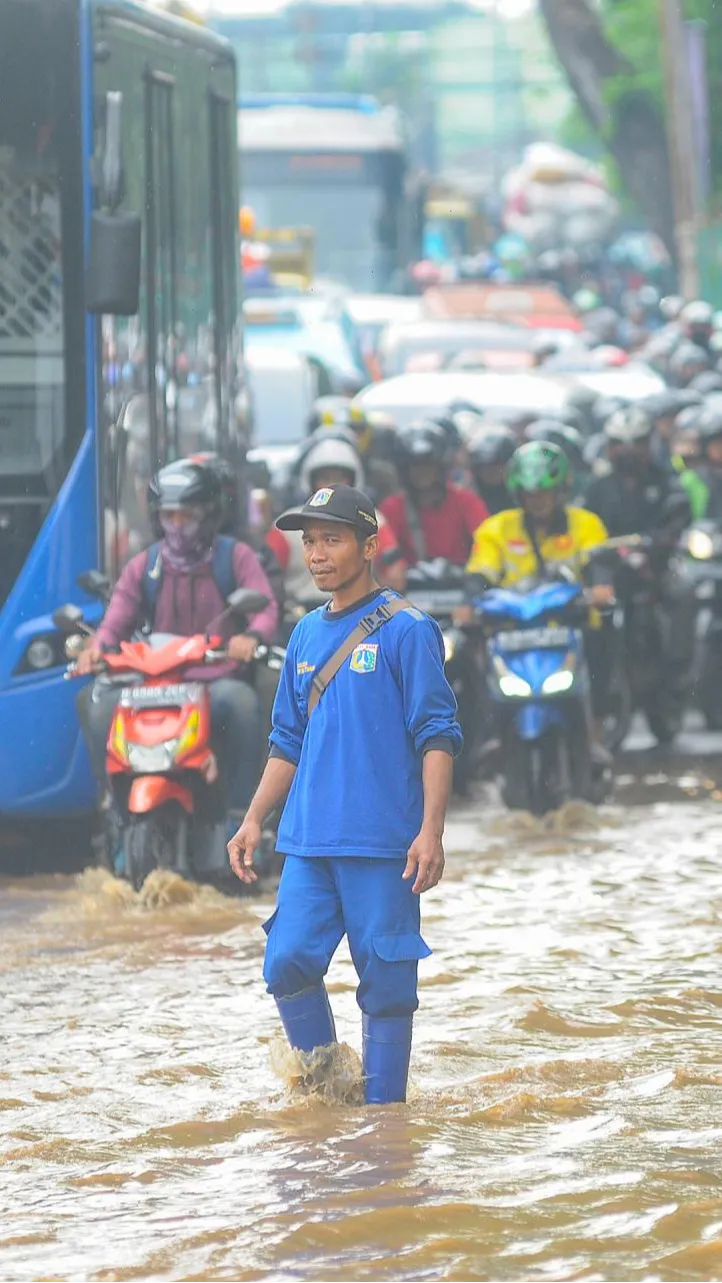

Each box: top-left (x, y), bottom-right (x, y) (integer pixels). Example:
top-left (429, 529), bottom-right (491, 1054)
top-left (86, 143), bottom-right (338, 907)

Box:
top-left (1, 744), bottom-right (722, 1283)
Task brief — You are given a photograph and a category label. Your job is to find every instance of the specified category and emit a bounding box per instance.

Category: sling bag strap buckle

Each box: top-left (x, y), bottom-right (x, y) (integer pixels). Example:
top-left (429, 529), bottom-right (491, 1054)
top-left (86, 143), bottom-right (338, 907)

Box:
top-left (358, 601), bottom-right (393, 635)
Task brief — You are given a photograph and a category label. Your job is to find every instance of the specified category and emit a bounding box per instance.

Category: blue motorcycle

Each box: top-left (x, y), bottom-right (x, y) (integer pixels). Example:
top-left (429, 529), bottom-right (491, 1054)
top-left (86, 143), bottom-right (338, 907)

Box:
top-left (478, 579), bottom-right (608, 815)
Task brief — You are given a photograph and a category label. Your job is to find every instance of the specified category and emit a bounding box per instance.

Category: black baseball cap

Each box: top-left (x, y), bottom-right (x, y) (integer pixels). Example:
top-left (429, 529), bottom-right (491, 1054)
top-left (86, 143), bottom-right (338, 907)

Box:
top-left (276, 484), bottom-right (379, 536)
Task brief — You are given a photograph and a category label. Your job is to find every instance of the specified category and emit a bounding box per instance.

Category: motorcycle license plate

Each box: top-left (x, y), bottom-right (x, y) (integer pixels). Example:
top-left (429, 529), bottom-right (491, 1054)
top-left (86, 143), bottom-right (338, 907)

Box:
top-left (495, 626), bottom-right (572, 651)
top-left (120, 682), bottom-right (203, 707)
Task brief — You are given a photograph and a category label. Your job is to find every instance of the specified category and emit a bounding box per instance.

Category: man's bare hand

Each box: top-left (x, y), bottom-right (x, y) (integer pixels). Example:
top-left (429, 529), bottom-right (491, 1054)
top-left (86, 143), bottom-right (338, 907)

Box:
top-left (403, 827), bottom-right (445, 894)
top-left (588, 584), bottom-right (616, 608)
top-left (76, 642), bottom-right (103, 676)
top-left (227, 634), bottom-right (259, 664)
top-left (228, 815), bottom-right (261, 883)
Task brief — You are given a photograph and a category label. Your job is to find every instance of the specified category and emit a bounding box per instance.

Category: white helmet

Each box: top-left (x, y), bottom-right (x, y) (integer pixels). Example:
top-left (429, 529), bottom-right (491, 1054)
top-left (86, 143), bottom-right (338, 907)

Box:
top-left (605, 406), bottom-right (653, 443)
top-left (299, 435), bottom-right (364, 495)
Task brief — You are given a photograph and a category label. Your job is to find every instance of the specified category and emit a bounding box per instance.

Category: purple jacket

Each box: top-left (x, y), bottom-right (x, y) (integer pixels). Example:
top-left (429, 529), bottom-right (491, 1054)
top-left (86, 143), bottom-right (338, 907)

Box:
top-left (96, 540), bottom-right (279, 679)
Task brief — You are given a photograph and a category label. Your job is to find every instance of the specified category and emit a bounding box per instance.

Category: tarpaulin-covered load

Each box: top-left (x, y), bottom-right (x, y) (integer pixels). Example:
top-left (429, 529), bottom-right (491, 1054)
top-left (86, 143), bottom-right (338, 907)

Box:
top-left (502, 144), bottom-right (619, 253)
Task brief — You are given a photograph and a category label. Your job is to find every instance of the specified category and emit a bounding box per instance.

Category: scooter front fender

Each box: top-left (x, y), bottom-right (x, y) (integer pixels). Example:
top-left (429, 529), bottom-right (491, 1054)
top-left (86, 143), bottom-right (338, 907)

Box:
top-left (515, 700), bottom-right (563, 741)
top-left (128, 776), bottom-right (194, 815)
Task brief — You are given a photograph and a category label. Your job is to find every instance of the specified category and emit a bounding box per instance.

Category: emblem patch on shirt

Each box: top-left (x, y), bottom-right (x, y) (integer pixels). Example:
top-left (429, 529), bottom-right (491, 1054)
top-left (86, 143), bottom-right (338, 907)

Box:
top-left (309, 487), bottom-right (334, 507)
top-left (508, 539), bottom-right (528, 554)
top-left (350, 643), bottom-right (378, 673)
top-left (297, 661), bottom-right (316, 675)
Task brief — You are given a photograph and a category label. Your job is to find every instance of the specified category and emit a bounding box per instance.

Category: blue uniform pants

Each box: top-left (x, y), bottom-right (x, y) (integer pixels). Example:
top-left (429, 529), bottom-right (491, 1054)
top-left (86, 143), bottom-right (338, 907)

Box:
top-left (262, 856), bottom-right (432, 1018)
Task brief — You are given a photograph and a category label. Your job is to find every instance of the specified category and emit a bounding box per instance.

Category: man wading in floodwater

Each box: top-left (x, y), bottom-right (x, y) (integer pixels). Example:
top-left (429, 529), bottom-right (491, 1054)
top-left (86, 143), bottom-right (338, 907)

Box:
top-left (229, 485), bottom-right (462, 1103)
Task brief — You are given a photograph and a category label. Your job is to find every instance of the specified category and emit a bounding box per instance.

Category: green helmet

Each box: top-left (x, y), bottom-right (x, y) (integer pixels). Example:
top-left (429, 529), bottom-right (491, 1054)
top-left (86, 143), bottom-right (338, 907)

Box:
top-left (507, 441), bottom-right (569, 493)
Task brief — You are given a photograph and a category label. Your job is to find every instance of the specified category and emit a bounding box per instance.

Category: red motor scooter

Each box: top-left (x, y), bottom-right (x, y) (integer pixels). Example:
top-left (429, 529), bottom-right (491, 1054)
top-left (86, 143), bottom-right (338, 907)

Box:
top-left (55, 588), bottom-right (284, 890)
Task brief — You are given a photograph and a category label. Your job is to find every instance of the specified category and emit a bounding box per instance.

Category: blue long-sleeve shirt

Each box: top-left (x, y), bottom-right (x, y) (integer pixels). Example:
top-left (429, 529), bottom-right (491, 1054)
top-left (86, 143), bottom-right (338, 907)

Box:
top-left (269, 589), bottom-right (463, 859)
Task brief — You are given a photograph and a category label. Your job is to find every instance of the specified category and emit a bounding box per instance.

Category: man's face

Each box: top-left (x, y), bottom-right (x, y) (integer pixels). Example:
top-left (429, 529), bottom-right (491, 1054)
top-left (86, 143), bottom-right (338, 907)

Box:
top-left (609, 440), bottom-right (651, 475)
top-left (160, 505), bottom-right (204, 529)
top-left (707, 437), bottom-right (722, 467)
top-left (310, 467), bottom-right (355, 491)
top-left (655, 414), bottom-right (676, 442)
top-left (522, 490), bottom-right (558, 523)
top-left (673, 431), bottom-right (701, 466)
top-left (409, 461), bottom-right (441, 493)
top-left (302, 520), bottom-right (377, 591)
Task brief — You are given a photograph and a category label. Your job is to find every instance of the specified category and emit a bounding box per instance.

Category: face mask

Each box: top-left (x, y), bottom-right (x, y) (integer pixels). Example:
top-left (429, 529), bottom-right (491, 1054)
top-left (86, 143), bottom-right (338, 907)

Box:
top-left (159, 514), bottom-right (208, 566)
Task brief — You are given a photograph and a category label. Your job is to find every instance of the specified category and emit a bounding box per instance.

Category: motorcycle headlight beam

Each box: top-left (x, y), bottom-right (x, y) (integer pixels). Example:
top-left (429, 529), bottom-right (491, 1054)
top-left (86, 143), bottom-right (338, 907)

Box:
top-left (687, 529), bottom-right (715, 560)
top-left (498, 672), bottom-right (532, 698)
top-left (542, 669), bottom-right (575, 695)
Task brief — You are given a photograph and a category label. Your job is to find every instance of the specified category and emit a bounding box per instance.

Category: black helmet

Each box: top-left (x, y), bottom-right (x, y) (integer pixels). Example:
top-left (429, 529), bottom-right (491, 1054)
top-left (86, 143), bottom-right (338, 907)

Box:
top-left (591, 395), bottom-right (627, 432)
top-left (669, 342), bottom-right (710, 383)
top-left (396, 420), bottom-right (448, 469)
top-left (689, 370), bottom-right (722, 395)
top-left (525, 419), bottom-right (585, 474)
top-left (188, 452), bottom-right (240, 534)
top-left (640, 390), bottom-right (688, 423)
top-left (468, 425), bottom-right (517, 469)
top-left (148, 458), bottom-right (222, 535)
top-left (675, 404), bottom-right (705, 434)
top-left (430, 410), bottom-right (464, 457)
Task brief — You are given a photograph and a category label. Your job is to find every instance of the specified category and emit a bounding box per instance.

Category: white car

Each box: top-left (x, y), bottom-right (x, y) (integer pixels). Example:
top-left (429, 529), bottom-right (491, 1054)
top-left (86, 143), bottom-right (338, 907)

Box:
top-left (356, 370), bottom-right (573, 430)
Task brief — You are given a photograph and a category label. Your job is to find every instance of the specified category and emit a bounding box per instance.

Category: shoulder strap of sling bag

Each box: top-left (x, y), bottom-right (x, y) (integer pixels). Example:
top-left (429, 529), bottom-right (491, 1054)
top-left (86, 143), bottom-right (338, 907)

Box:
top-left (307, 589), bottom-right (417, 716)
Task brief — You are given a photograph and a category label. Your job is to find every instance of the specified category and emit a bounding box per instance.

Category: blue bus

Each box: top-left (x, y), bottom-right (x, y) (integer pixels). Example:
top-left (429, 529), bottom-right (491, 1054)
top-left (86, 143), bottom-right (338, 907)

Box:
top-left (0, 0), bottom-right (244, 827)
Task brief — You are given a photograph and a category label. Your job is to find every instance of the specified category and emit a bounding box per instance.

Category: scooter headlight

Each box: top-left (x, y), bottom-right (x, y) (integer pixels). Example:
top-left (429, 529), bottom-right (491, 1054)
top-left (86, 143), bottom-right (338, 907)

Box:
top-left (127, 741), bottom-right (178, 773)
top-left (542, 669), bottom-right (575, 695)
top-left (498, 672), bottom-right (532, 698)
top-left (687, 529), bottom-right (715, 560)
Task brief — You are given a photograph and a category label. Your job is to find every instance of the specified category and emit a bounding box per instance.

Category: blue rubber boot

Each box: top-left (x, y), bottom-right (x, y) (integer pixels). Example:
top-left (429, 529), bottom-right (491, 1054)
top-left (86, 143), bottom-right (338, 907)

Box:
top-left (275, 984), bottom-right (337, 1053)
top-left (362, 1014), bottom-right (413, 1104)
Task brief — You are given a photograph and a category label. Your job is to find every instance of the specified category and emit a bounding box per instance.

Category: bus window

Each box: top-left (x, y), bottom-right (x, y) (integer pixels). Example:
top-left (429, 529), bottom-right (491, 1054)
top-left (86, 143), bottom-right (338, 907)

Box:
top-left (0, 1), bottom-right (83, 610)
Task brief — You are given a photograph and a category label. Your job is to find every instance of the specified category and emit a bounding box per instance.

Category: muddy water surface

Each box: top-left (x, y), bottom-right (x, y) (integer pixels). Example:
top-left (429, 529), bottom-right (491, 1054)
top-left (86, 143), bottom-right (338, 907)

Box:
top-left (1, 779), bottom-right (722, 1282)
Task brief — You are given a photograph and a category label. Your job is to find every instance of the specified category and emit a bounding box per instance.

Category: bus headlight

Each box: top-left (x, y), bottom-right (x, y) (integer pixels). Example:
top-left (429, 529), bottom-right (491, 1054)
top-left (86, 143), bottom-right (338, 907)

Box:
top-left (542, 670), bottom-right (575, 695)
top-left (26, 638), bottom-right (56, 670)
top-left (499, 673), bottom-right (532, 698)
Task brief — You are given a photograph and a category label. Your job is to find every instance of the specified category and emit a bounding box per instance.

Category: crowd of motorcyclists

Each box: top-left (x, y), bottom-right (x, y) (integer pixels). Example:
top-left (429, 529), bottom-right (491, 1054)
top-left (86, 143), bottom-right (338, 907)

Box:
top-left (73, 285), bottom-right (722, 875)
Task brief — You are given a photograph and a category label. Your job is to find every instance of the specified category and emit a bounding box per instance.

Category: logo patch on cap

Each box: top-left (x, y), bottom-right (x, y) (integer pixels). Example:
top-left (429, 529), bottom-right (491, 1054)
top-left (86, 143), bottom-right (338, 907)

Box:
top-left (309, 487), bottom-right (334, 507)
top-left (358, 507), bottom-right (377, 526)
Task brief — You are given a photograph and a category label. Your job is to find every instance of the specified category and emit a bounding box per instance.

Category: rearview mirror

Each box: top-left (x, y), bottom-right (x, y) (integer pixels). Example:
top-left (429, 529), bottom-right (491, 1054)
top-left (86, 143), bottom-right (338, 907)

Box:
top-left (53, 604), bottom-right (86, 634)
top-left (86, 210), bottom-right (141, 316)
top-left (227, 588), bottom-right (270, 617)
top-left (78, 570), bottom-right (112, 601)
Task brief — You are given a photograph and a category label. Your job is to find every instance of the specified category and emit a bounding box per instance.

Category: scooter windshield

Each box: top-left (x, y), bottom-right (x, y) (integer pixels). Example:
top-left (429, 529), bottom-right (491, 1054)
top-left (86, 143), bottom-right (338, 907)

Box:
top-left (478, 580), bottom-right (582, 623)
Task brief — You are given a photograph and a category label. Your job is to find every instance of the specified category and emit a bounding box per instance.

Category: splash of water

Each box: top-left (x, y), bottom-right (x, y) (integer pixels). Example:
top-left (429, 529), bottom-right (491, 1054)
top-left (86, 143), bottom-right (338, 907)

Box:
top-left (269, 1036), bottom-right (364, 1106)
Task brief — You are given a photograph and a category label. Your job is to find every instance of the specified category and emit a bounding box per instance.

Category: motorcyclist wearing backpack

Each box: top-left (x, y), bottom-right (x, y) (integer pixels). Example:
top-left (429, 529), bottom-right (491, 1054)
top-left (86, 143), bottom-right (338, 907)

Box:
top-left (76, 459), bottom-right (279, 827)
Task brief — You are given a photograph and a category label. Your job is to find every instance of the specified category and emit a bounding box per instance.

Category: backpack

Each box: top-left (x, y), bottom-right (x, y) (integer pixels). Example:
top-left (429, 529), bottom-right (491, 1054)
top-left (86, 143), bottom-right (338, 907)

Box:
top-left (141, 535), bottom-right (237, 629)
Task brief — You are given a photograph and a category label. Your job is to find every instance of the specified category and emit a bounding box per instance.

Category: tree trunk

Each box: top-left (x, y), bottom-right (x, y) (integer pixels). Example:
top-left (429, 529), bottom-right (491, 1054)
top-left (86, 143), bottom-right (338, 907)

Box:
top-left (538, 0), bottom-right (676, 256)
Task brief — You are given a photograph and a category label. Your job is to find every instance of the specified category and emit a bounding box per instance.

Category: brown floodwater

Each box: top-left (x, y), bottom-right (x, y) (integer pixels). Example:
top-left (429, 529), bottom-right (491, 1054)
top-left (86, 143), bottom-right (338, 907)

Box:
top-left (2, 771), bottom-right (722, 1283)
